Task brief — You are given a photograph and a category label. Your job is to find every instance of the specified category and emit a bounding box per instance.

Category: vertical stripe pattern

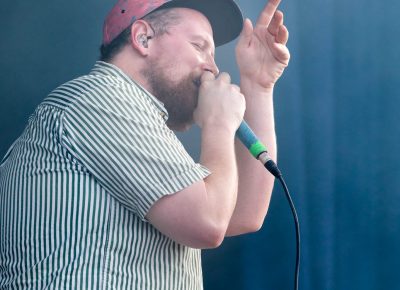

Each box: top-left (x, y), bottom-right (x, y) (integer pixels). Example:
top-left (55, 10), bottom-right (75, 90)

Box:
top-left (0, 61), bottom-right (209, 289)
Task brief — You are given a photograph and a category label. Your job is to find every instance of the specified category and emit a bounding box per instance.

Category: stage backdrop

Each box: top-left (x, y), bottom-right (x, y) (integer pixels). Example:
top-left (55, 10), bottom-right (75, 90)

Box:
top-left (1, 0), bottom-right (399, 289)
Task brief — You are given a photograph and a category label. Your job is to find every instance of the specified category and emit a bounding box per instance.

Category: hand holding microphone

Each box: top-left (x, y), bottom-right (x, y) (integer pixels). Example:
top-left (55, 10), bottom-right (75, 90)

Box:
top-left (193, 71), bottom-right (245, 132)
top-left (194, 71), bottom-right (281, 177)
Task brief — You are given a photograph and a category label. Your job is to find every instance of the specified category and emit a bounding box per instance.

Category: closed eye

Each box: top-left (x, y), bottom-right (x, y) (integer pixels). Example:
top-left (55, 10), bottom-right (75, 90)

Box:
top-left (190, 39), bottom-right (215, 58)
top-left (192, 43), bottom-right (203, 51)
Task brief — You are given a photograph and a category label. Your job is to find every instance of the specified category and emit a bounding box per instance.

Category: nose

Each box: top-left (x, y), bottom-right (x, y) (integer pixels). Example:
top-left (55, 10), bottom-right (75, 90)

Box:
top-left (202, 55), bottom-right (219, 76)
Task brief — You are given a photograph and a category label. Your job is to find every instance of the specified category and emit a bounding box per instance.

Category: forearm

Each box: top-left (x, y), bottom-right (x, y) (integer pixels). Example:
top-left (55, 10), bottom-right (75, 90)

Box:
top-left (200, 123), bottom-right (239, 235)
top-left (226, 80), bottom-right (277, 236)
top-left (146, 123), bottom-right (239, 249)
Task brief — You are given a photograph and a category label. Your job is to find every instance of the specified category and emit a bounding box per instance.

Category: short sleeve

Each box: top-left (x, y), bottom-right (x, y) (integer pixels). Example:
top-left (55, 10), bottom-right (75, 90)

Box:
top-left (60, 82), bottom-right (210, 220)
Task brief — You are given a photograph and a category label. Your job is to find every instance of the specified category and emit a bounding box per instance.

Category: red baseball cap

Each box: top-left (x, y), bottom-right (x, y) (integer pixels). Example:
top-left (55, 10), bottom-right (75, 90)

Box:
top-left (102, 0), bottom-right (243, 47)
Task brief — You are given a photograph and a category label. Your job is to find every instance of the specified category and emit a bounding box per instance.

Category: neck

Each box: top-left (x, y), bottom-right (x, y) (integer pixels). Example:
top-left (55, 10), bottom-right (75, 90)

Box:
top-left (109, 48), bottom-right (152, 93)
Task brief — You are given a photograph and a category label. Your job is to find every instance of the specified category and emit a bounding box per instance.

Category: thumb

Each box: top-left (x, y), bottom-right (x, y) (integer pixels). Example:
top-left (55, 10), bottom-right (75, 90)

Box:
top-left (237, 18), bottom-right (253, 47)
top-left (200, 71), bottom-right (215, 83)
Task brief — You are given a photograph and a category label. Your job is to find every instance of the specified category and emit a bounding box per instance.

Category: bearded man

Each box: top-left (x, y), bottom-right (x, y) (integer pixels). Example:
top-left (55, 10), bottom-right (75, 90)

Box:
top-left (0, 0), bottom-right (289, 289)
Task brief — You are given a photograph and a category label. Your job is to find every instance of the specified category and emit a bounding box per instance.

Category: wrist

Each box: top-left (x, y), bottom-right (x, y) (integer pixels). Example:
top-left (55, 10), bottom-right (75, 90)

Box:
top-left (201, 120), bottom-right (237, 137)
top-left (240, 77), bottom-right (275, 95)
top-left (240, 80), bottom-right (274, 103)
top-left (200, 122), bottom-right (237, 168)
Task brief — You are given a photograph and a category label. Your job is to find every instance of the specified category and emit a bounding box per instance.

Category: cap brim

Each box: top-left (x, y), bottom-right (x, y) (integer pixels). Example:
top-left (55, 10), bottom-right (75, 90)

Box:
top-left (155, 0), bottom-right (243, 47)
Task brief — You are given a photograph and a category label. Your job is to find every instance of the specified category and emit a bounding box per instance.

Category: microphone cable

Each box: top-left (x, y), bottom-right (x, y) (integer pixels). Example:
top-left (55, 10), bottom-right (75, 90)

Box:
top-left (277, 174), bottom-right (300, 290)
top-left (236, 122), bottom-right (300, 290)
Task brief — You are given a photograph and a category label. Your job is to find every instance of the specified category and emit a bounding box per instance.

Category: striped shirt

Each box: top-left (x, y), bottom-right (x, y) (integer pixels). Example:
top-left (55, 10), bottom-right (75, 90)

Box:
top-left (0, 61), bottom-right (210, 289)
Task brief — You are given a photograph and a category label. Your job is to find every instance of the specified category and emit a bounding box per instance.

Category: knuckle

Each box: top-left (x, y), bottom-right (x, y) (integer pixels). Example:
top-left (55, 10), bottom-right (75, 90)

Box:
top-left (239, 93), bottom-right (245, 102)
top-left (219, 72), bottom-right (231, 82)
top-left (231, 84), bottom-right (240, 91)
top-left (229, 86), bottom-right (238, 94)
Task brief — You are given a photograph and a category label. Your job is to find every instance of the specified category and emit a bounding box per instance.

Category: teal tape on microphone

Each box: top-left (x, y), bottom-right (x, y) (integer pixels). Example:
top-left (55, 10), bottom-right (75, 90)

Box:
top-left (236, 121), bottom-right (268, 159)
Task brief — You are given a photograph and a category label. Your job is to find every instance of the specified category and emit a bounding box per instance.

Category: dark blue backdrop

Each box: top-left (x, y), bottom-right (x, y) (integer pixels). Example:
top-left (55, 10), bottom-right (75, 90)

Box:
top-left (1, 0), bottom-right (400, 289)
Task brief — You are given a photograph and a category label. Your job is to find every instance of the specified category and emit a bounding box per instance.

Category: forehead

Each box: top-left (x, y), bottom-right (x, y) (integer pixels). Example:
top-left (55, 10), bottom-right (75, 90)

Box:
top-left (168, 8), bottom-right (215, 46)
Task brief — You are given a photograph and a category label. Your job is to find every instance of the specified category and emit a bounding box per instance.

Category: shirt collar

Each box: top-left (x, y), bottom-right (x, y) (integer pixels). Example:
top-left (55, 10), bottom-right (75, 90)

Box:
top-left (90, 61), bottom-right (168, 121)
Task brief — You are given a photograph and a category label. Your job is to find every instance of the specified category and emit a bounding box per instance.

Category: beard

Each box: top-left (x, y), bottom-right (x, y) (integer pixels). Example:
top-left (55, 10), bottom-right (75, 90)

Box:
top-left (142, 59), bottom-right (201, 131)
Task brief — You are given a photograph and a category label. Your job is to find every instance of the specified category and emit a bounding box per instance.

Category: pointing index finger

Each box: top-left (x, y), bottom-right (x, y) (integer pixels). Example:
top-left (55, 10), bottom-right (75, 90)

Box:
top-left (256, 0), bottom-right (282, 28)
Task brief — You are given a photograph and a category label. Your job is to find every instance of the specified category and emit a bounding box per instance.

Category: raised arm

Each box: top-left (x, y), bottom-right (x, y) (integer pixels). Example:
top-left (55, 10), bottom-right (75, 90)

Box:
top-left (226, 0), bottom-right (290, 236)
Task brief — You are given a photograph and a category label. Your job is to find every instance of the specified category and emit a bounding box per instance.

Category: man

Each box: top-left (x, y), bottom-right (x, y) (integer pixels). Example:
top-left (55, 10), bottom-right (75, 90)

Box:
top-left (0, 0), bottom-right (289, 289)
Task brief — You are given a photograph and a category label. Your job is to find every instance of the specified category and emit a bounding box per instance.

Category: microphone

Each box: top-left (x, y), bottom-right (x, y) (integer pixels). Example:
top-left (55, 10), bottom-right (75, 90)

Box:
top-left (235, 121), bottom-right (282, 177)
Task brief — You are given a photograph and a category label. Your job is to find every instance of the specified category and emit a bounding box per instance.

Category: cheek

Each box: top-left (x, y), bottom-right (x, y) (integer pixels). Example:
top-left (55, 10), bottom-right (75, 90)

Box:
top-left (171, 45), bottom-right (204, 68)
top-left (154, 46), bottom-right (203, 78)
top-left (168, 58), bottom-right (202, 81)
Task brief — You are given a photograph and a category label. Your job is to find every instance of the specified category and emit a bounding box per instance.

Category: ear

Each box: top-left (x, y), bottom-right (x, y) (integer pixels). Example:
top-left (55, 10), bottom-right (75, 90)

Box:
top-left (130, 20), bottom-right (154, 56)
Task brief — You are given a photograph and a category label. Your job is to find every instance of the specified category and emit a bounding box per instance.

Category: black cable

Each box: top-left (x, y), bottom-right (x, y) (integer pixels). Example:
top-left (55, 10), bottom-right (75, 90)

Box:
top-left (262, 158), bottom-right (300, 290)
top-left (277, 175), bottom-right (300, 290)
